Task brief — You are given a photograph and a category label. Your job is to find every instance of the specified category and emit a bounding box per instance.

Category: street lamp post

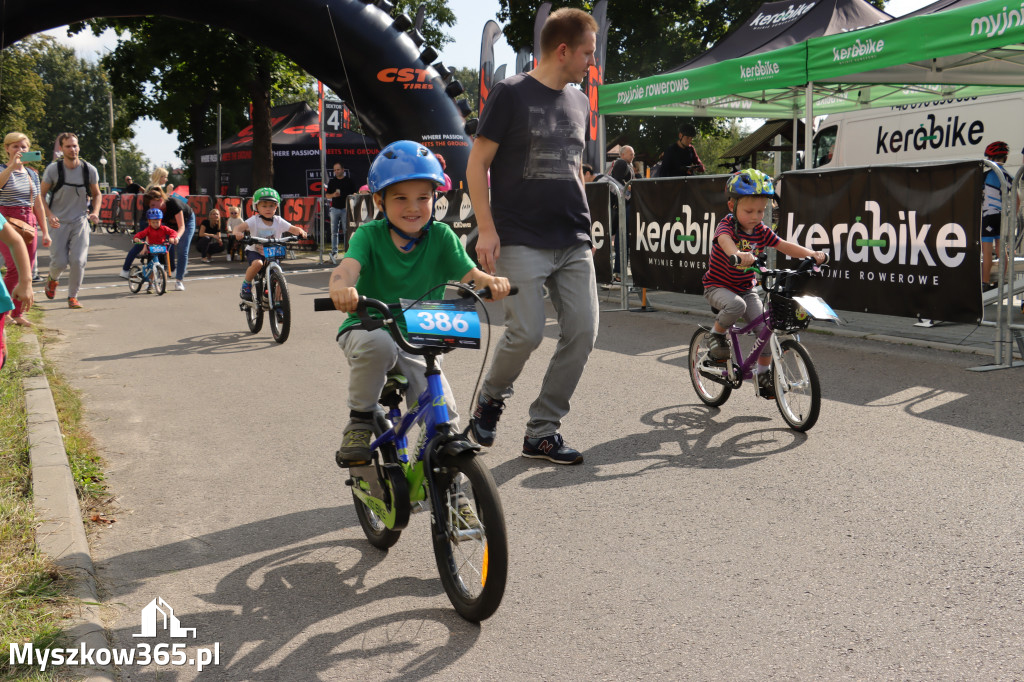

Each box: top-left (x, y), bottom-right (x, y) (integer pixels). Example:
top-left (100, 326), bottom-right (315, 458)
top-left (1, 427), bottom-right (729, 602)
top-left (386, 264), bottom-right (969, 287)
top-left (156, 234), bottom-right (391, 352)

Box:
top-left (99, 155), bottom-right (108, 190)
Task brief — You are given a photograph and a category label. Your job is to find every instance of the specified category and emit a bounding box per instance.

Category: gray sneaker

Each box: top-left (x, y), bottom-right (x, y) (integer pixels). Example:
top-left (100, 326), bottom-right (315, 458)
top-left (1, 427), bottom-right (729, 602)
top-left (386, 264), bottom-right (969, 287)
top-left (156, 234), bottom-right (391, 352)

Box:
top-left (522, 433), bottom-right (583, 465)
top-left (706, 332), bottom-right (730, 361)
top-left (336, 420), bottom-right (374, 467)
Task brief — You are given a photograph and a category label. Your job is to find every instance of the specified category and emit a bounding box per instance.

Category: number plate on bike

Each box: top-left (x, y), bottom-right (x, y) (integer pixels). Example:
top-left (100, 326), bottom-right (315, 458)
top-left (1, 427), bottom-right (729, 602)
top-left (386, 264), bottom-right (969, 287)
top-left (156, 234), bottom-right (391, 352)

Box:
top-left (400, 298), bottom-right (481, 349)
top-left (148, 244), bottom-right (167, 254)
top-left (263, 244), bottom-right (286, 259)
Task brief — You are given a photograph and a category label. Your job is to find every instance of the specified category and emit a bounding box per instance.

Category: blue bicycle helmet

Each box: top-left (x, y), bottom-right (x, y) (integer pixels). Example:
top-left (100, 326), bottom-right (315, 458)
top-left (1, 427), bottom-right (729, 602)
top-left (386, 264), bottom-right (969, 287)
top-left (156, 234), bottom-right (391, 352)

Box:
top-left (146, 208), bottom-right (164, 220)
top-left (726, 168), bottom-right (774, 197)
top-left (367, 141), bottom-right (445, 194)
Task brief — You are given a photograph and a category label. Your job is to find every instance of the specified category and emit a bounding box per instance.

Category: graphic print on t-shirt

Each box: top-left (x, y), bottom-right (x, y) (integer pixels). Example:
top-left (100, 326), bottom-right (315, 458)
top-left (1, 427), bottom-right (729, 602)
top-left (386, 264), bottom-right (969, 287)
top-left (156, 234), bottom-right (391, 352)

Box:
top-left (524, 105), bottom-right (584, 181)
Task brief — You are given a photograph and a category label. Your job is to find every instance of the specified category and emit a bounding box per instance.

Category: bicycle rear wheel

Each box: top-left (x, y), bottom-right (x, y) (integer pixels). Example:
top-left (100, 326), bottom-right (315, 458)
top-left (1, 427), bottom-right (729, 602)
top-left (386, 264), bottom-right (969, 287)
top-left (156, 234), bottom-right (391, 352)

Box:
top-left (268, 268), bottom-right (291, 344)
top-left (152, 264), bottom-right (167, 296)
top-left (128, 265), bottom-right (144, 294)
top-left (431, 452), bottom-right (508, 622)
top-left (350, 413), bottom-right (404, 549)
top-left (773, 339), bottom-right (821, 432)
top-left (245, 278), bottom-right (264, 333)
top-left (688, 328), bottom-right (731, 407)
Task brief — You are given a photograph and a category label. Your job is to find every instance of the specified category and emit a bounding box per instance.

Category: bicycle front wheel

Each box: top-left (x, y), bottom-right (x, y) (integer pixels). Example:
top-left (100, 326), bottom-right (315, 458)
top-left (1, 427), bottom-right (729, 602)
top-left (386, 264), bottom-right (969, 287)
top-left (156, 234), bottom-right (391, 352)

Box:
top-left (268, 268), bottom-right (291, 344)
top-left (152, 264), bottom-right (167, 296)
top-left (245, 278), bottom-right (264, 334)
top-left (431, 453), bottom-right (508, 622)
top-left (688, 328), bottom-right (731, 407)
top-left (128, 265), bottom-right (144, 294)
top-left (773, 339), bottom-right (821, 432)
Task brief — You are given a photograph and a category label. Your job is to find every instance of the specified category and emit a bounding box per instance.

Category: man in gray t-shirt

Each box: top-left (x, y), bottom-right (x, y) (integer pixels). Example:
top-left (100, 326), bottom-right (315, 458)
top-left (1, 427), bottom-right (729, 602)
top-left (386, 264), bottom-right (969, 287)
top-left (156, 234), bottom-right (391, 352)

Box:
top-left (465, 7), bottom-right (601, 466)
top-left (40, 133), bottom-right (100, 307)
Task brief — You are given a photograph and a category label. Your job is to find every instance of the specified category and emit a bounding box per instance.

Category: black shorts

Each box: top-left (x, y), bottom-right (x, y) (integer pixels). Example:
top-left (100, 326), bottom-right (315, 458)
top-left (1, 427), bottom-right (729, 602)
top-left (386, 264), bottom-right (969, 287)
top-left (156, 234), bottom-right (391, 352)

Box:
top-left (981, 213), bottom-right (1001, 242)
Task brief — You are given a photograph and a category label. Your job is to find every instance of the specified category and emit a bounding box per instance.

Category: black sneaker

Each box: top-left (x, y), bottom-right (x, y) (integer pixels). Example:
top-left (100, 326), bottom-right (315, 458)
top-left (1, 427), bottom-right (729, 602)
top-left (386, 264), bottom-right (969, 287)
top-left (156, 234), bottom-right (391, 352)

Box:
top-left (240, 284), bottom-right (253, 301)
top-left (707, 332), bottom-right (730, 361)
top-left (757, 370), bottom-right (775, 400)
top-left (469, 395), bottom-right (505, 446)
top-left (522, 433), bottom-right (583, 465)
top-left (336, 419), bottom-right (373, 467)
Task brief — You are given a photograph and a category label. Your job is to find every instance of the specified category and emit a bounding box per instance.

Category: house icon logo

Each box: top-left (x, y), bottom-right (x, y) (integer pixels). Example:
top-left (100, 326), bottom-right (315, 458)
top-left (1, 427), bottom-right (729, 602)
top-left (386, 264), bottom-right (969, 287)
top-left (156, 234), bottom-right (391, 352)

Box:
top-left (132, 597), bottom-right (197, 638)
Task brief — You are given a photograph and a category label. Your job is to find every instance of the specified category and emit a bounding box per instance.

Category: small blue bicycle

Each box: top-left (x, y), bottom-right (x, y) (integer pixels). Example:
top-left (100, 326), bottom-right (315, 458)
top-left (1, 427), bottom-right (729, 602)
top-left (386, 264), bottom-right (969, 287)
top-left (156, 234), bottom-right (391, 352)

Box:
top-left (314, 284), bottom-right (513, 621)
top-left (689, 254), bottom-right (840, 432)
top-left (127, 243), bottom-right (170, 296)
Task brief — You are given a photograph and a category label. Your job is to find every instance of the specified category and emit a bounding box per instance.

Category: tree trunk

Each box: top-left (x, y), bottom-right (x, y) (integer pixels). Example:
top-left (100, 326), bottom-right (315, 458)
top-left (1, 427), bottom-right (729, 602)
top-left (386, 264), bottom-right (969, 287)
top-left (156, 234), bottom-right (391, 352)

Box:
top-left (249, 53), bottom-right (274, 191)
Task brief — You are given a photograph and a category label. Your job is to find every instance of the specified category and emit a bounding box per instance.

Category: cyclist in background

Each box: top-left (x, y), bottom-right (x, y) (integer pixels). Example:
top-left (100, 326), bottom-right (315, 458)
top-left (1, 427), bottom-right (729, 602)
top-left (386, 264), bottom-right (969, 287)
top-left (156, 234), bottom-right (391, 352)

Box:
top-left (981, 140), bottom-right (1013, 292)
top-left (702, 169), bottom-right (827, 397)
top-left (233, 187), bottom-right (307, 302)
top-left (121, 208), bottom-right (178, 277)
top-left (327, 141), bottom-right (510, 467)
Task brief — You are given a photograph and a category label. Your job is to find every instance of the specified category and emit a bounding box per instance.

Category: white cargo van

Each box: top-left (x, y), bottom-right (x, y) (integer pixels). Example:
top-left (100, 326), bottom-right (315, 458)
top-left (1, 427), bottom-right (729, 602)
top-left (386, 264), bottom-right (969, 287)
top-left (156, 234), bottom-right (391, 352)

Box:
top-left (811, 93), bottom-right (1024, 174)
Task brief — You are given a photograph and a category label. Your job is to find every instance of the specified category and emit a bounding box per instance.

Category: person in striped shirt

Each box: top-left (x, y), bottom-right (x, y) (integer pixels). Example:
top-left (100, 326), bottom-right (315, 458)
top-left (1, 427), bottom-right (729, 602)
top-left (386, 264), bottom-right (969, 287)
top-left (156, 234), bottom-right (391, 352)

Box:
top-left (702, 169), bottom-right (827, 398)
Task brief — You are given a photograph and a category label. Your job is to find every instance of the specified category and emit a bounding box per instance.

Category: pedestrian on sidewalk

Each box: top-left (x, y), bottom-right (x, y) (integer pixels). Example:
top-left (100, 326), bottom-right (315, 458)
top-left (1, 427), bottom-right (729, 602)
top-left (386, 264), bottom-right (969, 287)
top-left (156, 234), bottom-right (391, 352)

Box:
top-left (40, 132), bottom-right (100, 309)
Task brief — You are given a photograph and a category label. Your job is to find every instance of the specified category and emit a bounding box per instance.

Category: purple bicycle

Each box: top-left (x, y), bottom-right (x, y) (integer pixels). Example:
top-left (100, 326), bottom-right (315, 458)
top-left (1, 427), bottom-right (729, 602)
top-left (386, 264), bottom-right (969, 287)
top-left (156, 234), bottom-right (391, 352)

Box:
top-left (688, 254), bottom-right (840, 432)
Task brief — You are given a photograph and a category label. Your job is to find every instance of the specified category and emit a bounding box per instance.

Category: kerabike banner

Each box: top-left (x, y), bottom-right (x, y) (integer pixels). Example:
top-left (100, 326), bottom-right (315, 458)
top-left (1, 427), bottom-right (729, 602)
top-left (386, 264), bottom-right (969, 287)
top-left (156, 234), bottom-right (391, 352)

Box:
top-left (629, 176), bottom-right (729, 293)
top-left (780, 162), bottom-right (983, 323)
top-left (585, 182), bottom-right (613, 284)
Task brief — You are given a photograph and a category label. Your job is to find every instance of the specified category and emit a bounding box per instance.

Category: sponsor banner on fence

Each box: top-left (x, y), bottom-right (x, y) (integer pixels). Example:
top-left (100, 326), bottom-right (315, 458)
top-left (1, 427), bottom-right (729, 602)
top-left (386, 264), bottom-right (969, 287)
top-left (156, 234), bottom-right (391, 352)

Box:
top-left (585, 182), bottom-right (613, 284)
top-left (628, 176), bottom-right (727, 293)
top-left (779, 162), bottom-right (983, 323)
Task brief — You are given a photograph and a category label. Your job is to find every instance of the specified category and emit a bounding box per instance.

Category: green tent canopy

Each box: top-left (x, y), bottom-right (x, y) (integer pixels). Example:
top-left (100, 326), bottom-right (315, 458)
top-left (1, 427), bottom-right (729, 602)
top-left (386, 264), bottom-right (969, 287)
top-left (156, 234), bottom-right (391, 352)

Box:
top-left (599, 0), bottom-right (1024, 119)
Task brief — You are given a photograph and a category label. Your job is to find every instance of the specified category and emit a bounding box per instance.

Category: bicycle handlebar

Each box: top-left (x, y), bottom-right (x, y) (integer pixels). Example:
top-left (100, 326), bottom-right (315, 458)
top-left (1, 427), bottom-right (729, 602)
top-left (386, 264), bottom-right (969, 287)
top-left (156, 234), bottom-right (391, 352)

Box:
top-left (313, 285), bottom-right (519, 356)
top-left (734, 253), bottom-right (830, 294)
top-left (241, 234), bottom-right (300, 245)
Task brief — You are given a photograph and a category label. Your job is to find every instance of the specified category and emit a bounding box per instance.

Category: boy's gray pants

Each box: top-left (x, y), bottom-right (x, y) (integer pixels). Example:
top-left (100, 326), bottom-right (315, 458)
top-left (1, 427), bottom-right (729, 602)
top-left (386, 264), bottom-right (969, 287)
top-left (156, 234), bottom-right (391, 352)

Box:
top-left (48, 216), bottom-right (90, 298)
top-left (339, 327), bottom-right (460, 428)
top-left (482, 243), bottom-right (599, 439)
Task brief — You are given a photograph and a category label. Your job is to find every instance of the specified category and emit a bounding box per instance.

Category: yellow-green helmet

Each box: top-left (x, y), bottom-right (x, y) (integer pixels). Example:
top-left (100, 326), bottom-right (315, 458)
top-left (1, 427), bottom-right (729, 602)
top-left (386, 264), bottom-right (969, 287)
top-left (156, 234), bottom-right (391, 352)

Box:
top-left (726, 168), bottom-right (774, 197)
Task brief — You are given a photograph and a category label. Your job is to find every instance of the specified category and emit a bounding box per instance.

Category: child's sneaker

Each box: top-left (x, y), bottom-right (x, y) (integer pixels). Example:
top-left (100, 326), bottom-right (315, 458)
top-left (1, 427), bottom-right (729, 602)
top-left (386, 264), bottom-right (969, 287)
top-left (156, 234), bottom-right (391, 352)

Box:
top-left (44, 278), bottom-right (58, 299)
top-left (119, 269), bottom-right (131, 279)
top-left (757, 370), bottom-right (775, 399)
top-left (335, 419), bottom-right (374, 467)
top-left (707, 332), bottom-right (730, 361)
top-left (469, 394), bottom-right (505, 446)
top-left (522, 433), bottom-right (583, 465)
top-left (454, 494), bottom-right (482, 533)
top-left (240, 281), bottom-right (253, 301)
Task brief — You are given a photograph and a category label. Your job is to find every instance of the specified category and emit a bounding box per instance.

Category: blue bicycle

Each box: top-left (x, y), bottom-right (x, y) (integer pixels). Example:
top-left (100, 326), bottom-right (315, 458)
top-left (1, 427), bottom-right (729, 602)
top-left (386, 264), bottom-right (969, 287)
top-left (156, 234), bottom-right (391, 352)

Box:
top-left (127, 243), bottom-right (170, 296)
top-left (314, 284), bottom-right (512, 621)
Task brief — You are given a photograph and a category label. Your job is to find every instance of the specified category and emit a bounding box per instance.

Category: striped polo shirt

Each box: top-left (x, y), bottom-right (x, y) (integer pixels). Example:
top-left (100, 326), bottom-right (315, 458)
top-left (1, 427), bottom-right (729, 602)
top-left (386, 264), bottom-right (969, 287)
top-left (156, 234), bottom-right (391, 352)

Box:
top-left (0, 165), bottom-right (40, 208)
top-left (702, 213), bottom-right (781, 294)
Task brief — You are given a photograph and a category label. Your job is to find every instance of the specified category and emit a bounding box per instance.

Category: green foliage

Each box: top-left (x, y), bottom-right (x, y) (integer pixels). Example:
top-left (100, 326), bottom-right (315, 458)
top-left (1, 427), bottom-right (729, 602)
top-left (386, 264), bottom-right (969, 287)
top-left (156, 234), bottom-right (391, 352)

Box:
top-left (0, 38), bottom-right (51, 148)
top-left (392, 0), bottom-right (457, 50)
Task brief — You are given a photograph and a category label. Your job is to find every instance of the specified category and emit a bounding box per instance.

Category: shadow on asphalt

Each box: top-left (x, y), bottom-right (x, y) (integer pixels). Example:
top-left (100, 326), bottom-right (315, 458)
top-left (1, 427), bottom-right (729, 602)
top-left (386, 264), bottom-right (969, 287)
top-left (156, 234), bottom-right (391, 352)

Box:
top-left (101, 517), bottom-right (480, 680)
top-left (488, 404), bottom-right (804, 491)
top-left (79, 331), bottom-right (282, 360)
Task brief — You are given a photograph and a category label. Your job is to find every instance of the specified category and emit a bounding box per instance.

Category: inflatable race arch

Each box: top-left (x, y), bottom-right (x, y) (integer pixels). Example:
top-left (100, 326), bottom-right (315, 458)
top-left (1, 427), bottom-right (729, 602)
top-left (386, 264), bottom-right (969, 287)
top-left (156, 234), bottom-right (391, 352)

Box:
top-left (0, 0), bottom-right (471, 183)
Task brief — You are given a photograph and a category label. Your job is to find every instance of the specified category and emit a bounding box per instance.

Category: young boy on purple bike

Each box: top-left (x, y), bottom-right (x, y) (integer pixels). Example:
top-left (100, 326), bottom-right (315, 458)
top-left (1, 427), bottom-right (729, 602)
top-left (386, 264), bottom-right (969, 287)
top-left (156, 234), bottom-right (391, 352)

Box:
top-left (702, 168), bottom-right (827, 398)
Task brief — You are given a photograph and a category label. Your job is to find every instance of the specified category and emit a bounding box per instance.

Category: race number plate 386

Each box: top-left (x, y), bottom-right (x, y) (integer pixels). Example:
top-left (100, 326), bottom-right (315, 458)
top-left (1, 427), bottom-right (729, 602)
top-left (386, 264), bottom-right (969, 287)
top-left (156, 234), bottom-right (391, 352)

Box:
top-left (401, 298), bottom-right (481, 349)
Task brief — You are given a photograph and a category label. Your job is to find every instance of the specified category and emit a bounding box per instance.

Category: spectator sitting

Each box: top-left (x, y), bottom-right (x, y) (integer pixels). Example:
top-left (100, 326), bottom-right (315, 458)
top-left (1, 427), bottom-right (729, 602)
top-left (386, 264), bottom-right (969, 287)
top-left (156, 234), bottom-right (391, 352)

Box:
top-left (224, 204), bottom-right (245, 261)
top-left (195, 208), bottom-right (226, 262)
top-left (123, 175), bottom-right (144, 194)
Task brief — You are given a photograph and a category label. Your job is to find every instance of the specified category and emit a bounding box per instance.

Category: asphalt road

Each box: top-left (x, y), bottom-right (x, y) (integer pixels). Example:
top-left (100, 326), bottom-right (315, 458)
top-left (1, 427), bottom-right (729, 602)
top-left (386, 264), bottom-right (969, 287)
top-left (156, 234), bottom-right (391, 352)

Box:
top-left (40, 232), bottom-right (1024, 681)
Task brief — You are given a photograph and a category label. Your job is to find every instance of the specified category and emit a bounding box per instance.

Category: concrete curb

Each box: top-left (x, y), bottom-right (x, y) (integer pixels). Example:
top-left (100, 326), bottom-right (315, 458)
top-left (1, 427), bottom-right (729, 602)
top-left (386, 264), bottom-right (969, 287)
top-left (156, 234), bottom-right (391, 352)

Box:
top-left (21, 333), bottom-right (115, 682)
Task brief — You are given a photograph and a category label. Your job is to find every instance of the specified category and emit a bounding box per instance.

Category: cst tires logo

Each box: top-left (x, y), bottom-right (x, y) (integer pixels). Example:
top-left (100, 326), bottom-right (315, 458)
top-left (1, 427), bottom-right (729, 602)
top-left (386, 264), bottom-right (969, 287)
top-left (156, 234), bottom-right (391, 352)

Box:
top-left (377, 67), bottom-right (435, 90)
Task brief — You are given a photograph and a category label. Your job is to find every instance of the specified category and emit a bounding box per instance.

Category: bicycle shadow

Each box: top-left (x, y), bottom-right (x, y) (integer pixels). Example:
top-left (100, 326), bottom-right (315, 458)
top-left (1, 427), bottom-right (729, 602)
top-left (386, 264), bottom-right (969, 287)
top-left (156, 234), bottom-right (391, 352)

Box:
top-left (99, 519), bottom-right (481, 679)
top-left (488, 404), bottom-right (806, 490)
top-left (80, 331), bottom-right (282, 361)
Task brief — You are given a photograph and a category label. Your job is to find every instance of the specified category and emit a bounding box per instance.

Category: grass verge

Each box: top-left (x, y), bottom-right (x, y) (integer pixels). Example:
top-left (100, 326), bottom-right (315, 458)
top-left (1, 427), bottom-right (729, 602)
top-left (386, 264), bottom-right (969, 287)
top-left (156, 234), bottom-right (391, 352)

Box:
top-left (1, 312), bottom-right (110, 680)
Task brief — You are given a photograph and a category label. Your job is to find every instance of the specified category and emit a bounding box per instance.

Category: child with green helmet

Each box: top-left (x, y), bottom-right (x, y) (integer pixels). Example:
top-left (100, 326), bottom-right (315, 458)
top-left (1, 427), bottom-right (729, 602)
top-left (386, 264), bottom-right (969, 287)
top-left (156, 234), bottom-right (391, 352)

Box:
top-left (326, 140), bottom-right (511, 466)
top-left (702, 168), bottom-right (827, 398)
top-left (232, 187), bottom-right (307, 300)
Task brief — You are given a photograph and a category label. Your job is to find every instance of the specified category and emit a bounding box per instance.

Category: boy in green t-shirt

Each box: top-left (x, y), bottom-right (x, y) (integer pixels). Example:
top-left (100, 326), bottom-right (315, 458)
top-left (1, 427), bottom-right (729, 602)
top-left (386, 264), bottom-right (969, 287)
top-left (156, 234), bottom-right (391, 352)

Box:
top-left (327, 141), bottom-right (510, 466)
